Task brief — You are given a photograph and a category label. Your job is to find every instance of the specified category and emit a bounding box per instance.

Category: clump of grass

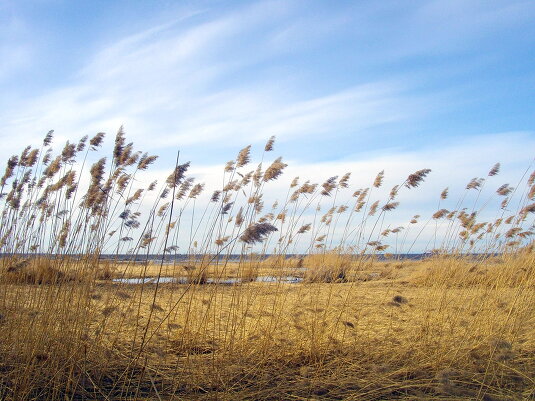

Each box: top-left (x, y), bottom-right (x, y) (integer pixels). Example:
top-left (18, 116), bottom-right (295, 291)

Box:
top-left (303, 252), bottom-right (352, 282)
top-left (1, 257), bottom-right (79, 284)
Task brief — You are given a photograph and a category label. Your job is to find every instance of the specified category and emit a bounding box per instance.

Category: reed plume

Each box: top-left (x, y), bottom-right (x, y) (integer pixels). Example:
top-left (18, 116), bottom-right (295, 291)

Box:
top-left (240, 222), bottom-right (278, 244)
top-left (405, 168), bottom-right (431, 188)
top-left (236, 145), bottom-right (251, 168)
top-left (488, 162), bottom-right (500, 176)
top-left (373, 170), bottom-right (384, 188)
top-left (264, 135), bottom-right (275, 152)
top-left (263, 157), bottom-right (287, 182)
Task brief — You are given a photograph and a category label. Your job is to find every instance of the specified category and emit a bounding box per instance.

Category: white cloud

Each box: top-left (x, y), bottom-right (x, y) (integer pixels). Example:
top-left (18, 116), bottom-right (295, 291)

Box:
top-left (0, 3), bottom-right (422, 159)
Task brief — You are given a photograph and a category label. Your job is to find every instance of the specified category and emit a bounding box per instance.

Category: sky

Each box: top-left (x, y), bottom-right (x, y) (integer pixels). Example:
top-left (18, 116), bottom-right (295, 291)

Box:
top-left (1, 0), bottom-right (534, 252)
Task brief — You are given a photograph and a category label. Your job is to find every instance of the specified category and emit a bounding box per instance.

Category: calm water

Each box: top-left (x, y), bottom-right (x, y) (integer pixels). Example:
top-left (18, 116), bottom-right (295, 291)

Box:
top-left (112, 275), bottom-right (303, 285)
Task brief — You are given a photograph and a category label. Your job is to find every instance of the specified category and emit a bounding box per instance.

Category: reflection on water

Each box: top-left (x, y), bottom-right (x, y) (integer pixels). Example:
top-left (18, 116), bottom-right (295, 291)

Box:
top-left (112, 275), bottom-right (303, 285)
top-left (256, 276), bottom-right (302, 283)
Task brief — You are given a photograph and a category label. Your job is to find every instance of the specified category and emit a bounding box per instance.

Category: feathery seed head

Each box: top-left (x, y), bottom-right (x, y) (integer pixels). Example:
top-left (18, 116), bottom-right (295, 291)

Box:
top-left (43, 130), bottom-right (54, 146)
top-left (297, 223), bottom-right (311, 234)
top-left (189, 183), bottom-right (204, 199)
top-left (488, 162), bottom-right (500, 177)
top-left (77, 135), bottom-right (88, 152)
top-left (321, 176), bottom-right (338, 196)
top-left (339, 172), bottom-right (351, 188)
top-left (236, 145), bottom-right (251, 168)
top-left (89, 132), bottom-right (105, 150)
top-left (263, 157), bottom-right (287, 182)
top-left (240, 222), bottom-right (278, 244)
top-left (138, 153), bottom-right (159, 170)
top-left (373, 171), bottom-right (384, 188)
top-left (433, 209), bottom-right (449, 219)
top-left (405, 168), bottom-right (431, 188)
top-left (264, 136), bottom-right (275, 152)
top-left (368, 201), bottom-right (379, 216)
top-left (166, 162), bottom-right (190, 188)
top-left (382, 201), bottom-right (399, 212)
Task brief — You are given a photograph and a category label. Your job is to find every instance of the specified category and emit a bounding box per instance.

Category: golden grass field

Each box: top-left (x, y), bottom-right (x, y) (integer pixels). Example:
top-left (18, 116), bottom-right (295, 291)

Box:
top-left (1, 254), bottom-right (534, 400)
top-left (1, 130), bottom-right (534, 399)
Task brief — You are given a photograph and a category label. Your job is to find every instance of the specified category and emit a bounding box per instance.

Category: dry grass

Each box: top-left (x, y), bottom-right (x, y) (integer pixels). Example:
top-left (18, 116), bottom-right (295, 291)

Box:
top-left (1, 129), bottom-right (534, 399)
top-left (1, 253), bottom-right (534, 399)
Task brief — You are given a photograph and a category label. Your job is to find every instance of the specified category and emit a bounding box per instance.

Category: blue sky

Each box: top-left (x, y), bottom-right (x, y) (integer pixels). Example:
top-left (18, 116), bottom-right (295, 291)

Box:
top-left (1, 0), bottom-right (535, 251)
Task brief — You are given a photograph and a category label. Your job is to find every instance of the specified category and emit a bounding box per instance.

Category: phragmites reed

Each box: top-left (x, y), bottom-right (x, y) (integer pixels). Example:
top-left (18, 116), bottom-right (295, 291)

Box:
top-left (116, 174), bottom-right (131, 193)
top-left (528, 170), bottom-right (535, 186)
top-left (236, 145), bottom-right (251, 168)
top-left (297, 223), bottom-right (311, 234)
top-left (373, 170), bottom-right (384, 188)
top-left (253, 164), bottom-right (262, 186)
top-left (166, 162), bottom-right (190, 188)
top-left (44, 156), bottom-right (62, 178)
top-left (389, 185), bottom-right (399, 199)
top-left (43, 129), bottom-right (54, 146)
top-left (235, 207), bottom-right (244, 226)
top-left (339, 172), bottom-right (351, 188)
top-left (405, 168), bottom-right (431, 188)
top-left (264, 135), bottom-right (275, 152)
top-left (221, 202), bottom-right (233, 215)
top-left (42, 149), bottom-right (52, 165)
top-left (189, 183), bottom-right (204, 199)
top-left (258, 212), bottom-right (273, 223)
top-left (211, 190), bottom-right (221, 202)
top-left (90, 158), bottom-right (106, 185)
top-left (497, 184), bottom-right (513, 196)
top-left (263, 157), bottom-right (287, 182)
top-left (298, 181), bottom-right (316, 195)
top-left (176, 178), bottom-right (194, 200)
top-left (433, 209), bottom-right (449, 219)
top-left (356, 188), bottom-right (369, 202)
top-left (77, 135), bottom-right (88, 152)
top-left (126, 189), bottom-right (144, 205)
top-left (89, 132), bottom-right (105, 150)
top-left (113, 126), bottom-right (126, 163)
top-left (147, 180), bottom-right (157, 191)
top-left (520, 203), bottom-right (535, 215)
top-left (337, 205), bottom-right (348, 213)
top-left (488, 162), bottom-right (501, 176)
top-left (25, 149), bottom-right (40, 167)
top-left (321, 176), bottom-right (338, 196)
top-left (1, 156), bottom-right (19, 187)
top-left (61, 142), bottom-right (77, 164)
top-left (138, 153), bottom-right (159, 170)
top-left (466, 177), bottom-right (484, 190)
top-left (239, 171), bottom-right (253, 186)
top-left (382, 201), bottom-right (399, 212)
top-left (224, 160), bottom-right (235, 172)
top-left (1, 130), bottom-right (534, 401)
top-left (240, 222), bottom-right (278, 244)
top-left (369, 200), bottom-right (379, 216)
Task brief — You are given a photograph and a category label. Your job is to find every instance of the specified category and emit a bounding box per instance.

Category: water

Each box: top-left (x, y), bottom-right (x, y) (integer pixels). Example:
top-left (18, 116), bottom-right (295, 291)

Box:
top-left (112, 275), bottom-right (303, 285)
top-left (256, 275), bottom-right (302, 283)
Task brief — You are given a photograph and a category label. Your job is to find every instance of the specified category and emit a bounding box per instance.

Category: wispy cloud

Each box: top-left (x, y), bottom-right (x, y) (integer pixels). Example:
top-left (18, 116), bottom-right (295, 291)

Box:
top-left (0, 1), bottom-right (425, 159)
top-left (0, 0), bottom-right (533, 175)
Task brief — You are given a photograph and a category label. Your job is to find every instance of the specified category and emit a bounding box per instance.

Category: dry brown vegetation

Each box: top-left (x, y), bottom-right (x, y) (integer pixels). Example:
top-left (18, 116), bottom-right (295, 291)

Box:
top-left (1, 129), bottom-right (534, 400)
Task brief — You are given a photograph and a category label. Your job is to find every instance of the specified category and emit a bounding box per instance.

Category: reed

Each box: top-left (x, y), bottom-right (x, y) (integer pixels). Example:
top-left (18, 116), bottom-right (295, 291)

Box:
top-left (0, 129), bottom-right (534, 400)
